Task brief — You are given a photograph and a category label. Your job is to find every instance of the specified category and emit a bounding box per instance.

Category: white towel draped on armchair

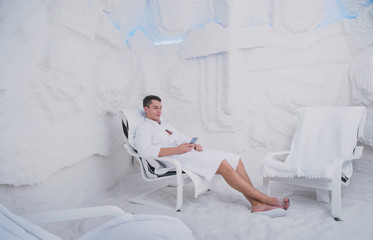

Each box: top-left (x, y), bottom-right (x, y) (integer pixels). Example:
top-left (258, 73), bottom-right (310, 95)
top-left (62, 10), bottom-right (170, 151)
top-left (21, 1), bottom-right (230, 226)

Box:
top-left (262, 107), bottom-right (366, 179)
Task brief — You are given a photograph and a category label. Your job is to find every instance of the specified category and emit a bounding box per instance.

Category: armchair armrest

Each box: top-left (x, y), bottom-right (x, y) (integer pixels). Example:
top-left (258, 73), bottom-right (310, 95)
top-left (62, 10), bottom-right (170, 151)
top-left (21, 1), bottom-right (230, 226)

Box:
top-left (22, 206), bottom-right (126, 224)
top-left (350, 146), bottom-right (363, 161)
top-left (337, 146), bottom-right (364, 164)
top-left (264, 151), bottom-right (291, 162)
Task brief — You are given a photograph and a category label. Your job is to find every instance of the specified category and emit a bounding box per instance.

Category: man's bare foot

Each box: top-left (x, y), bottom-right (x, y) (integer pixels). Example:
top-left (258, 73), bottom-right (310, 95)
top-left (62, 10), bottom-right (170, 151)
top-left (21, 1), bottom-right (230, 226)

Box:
top-left (279, 198), bottom-right (290, 210)
top-left (265, 197), bottom-right (291, 210)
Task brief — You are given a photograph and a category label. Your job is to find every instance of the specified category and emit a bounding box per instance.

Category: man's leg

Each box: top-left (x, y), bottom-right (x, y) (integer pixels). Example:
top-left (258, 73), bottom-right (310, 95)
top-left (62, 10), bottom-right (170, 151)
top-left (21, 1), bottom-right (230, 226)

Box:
top-left (234, 159), bottom-right (262, 207)
top-left (216, 159), bottom-right (289, 212)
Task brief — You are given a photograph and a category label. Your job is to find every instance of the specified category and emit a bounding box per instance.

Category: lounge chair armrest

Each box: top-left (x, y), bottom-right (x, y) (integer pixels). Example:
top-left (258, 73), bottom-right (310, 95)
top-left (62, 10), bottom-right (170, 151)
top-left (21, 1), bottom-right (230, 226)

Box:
top-left (22, 206), bottom-right (126, 224)
top-left (155, 156), bottom-right (183, 173)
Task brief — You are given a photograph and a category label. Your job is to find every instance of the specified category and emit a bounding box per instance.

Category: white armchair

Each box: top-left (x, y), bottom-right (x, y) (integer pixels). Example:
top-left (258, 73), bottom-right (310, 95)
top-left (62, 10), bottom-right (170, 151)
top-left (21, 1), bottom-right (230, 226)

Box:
top-left (261, 106), bottom-right (366, 221)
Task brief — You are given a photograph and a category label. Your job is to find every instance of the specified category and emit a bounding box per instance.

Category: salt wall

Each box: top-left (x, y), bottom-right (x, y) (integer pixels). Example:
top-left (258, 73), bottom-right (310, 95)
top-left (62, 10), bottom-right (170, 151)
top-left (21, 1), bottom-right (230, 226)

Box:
top-left (0, 0), bottom-right (373, 209)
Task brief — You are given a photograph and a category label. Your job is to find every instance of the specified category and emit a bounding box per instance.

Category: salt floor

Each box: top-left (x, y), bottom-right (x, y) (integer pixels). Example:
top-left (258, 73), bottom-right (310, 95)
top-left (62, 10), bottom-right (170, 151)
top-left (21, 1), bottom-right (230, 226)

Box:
top-left (44, 146), bottom-right (373, 240)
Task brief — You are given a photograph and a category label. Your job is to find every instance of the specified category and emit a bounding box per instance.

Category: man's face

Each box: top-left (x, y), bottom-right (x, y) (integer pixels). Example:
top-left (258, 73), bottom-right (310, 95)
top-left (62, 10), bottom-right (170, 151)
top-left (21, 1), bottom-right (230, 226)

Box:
top-left (144, 100), bottom-right (162, 123)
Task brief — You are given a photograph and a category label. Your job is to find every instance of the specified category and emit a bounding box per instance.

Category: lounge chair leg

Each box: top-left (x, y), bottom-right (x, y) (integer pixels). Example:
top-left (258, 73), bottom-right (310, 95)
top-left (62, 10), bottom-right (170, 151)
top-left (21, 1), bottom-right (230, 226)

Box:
top-left (175, 170), bottom-right (184, 211)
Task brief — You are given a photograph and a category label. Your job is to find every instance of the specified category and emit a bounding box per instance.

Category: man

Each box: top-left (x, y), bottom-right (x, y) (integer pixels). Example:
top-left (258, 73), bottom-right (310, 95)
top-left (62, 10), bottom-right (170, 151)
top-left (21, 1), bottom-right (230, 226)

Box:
top-left (135, 95), bottom-right (290, 217)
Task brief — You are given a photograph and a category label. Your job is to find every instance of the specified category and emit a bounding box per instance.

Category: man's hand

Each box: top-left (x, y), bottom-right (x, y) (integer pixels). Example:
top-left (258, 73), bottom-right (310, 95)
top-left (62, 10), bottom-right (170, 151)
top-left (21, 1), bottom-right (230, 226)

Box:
top-left (193, 144), bottom-right (203, 152)
top-left (176, 143), bottom-right (194, 154)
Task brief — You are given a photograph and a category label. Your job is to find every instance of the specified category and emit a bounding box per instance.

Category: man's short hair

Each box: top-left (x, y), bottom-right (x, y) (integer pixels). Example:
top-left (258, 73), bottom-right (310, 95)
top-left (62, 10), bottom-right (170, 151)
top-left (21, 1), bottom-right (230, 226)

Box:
top-left (143, 95), bottom-right (162, 108)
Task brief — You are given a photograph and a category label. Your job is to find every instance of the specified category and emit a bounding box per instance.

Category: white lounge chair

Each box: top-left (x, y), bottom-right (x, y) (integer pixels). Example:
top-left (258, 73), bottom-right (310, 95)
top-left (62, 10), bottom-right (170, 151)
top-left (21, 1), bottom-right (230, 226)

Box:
top-left (120, 109), bottom-right (197, 212)
top-left (261, 106), bottom-right (366, 221)
top-left (0, 203), bottom-right (194, 240)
